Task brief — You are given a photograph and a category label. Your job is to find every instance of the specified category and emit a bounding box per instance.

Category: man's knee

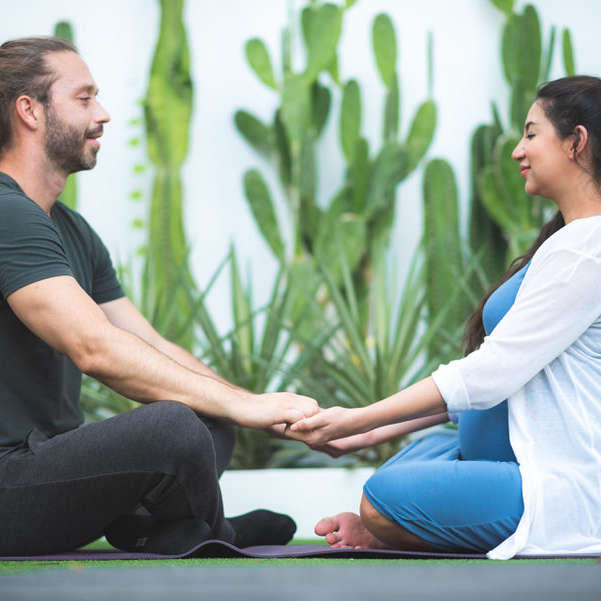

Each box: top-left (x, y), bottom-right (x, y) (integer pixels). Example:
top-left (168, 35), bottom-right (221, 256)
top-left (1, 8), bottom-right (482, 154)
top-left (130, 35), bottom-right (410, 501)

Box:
top-left (137, 401), bottom-right (217, 470)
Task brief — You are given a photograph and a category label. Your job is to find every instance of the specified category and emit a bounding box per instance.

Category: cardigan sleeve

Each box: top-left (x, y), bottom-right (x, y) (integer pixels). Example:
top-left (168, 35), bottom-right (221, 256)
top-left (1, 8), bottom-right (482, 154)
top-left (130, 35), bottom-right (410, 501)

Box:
top-left (432, 248), bottom-right (601, 413)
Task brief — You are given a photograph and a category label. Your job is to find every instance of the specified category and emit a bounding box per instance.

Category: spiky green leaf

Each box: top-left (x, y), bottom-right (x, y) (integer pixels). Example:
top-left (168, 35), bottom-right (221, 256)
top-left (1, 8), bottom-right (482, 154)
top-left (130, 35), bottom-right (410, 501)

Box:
top-left (243, 169), bottom-right (285, 260)
top-left (562, 28), bottom-right (576, 76)
top-left (230, 248), bottom-right (254, 372)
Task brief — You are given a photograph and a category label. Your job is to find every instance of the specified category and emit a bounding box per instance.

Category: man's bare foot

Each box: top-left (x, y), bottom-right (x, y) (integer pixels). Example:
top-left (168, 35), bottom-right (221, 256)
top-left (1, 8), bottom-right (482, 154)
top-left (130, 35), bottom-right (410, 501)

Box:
top-left (314, 512), bottom-right (390, 549)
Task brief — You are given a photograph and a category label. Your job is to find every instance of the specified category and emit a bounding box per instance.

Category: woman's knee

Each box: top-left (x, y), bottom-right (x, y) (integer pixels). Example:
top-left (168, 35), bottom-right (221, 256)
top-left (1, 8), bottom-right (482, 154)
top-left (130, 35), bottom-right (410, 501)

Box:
top-left (359, 493), bottom-right (387, 530)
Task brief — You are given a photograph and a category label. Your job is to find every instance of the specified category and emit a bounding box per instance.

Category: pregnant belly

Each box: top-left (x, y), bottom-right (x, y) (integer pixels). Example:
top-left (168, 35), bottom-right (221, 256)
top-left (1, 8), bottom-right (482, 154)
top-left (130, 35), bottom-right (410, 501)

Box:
top-left (458, 401), bottom-right (517, 462)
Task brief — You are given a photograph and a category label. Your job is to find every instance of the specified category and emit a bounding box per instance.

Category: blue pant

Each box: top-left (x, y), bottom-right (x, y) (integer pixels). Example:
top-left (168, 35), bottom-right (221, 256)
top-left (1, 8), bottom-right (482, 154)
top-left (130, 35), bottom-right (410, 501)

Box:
top-left (363, 430), bottom-right (524, 552)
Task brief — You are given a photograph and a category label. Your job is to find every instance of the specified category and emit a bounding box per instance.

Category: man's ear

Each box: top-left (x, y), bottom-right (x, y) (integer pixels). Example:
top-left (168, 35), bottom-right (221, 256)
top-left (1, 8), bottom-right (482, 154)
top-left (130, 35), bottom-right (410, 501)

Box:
top-left (13, 95), bottom-right (44, 133)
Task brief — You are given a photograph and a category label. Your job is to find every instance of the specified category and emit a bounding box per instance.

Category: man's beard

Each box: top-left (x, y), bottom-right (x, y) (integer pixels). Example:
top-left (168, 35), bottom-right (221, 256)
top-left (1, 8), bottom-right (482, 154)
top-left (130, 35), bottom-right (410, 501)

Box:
top-left (44, 105), bottom-right (99, 174)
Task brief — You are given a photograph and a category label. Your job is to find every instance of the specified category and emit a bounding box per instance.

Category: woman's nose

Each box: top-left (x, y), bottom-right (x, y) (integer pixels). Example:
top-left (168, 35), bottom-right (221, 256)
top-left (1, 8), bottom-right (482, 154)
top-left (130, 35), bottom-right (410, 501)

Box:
top-left (512, 140), bottom-right (525, 161)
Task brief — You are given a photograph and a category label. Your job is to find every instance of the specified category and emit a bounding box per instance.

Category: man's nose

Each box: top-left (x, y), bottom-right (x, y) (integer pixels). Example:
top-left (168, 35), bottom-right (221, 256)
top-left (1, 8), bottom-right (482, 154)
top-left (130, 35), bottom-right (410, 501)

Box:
top-left (95, 100), bottom-right (111, 124)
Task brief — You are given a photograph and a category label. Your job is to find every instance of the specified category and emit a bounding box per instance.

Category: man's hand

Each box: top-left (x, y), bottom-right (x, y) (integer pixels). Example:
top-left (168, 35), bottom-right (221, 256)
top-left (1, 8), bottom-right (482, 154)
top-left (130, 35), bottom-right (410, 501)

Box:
top-left (230, 392), bottom-right (320, 429)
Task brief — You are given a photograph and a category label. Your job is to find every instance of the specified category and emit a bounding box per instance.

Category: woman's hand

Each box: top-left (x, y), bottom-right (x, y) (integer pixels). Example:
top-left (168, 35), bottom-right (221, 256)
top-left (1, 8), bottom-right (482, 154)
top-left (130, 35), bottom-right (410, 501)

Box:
top-left (286, 406), bottom-right (364, 447)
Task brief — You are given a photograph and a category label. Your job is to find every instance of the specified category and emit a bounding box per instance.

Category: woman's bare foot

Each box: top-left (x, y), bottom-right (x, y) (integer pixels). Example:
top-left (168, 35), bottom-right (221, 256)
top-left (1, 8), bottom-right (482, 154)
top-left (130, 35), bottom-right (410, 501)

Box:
top-left (314, 512), bottom-right (390, 549)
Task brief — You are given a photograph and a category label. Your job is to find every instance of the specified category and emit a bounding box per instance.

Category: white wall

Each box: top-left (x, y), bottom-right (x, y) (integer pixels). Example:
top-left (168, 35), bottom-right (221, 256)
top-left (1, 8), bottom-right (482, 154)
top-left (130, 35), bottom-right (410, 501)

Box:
top-left (1, 0), bottom-right (599, 334)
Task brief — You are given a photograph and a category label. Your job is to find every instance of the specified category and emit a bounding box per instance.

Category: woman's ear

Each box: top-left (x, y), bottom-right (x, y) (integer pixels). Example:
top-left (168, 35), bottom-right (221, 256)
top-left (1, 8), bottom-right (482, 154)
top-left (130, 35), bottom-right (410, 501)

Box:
top-left (571, 124), bottom-right (589, 159)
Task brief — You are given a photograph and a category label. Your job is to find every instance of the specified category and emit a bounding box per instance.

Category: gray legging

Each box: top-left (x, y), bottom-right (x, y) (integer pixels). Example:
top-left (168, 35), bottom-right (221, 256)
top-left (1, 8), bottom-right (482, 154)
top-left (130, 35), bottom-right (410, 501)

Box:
top-left (0, 401), bottom-right (237, 555)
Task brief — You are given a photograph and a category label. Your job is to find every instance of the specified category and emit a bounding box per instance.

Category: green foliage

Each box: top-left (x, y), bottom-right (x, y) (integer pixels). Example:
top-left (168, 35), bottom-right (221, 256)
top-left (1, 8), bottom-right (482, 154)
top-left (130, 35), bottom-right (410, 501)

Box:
top-left (243, 170), bottom-right (286, 261)
top-left (301, 3), bottom-right (343, 81)
top-left (340, 80), bottom-right (361, 161)
top-left (466, 3), bottom-right (574, 290)
top-left (372, 14), bottom-right (397, 88)
top-left (422, 159), bottom-right (470, 362)
top-left (562, 29), bottom-right (576, 76)
top-left (53, 20), bottom-right (78, 210)
top-left (235, 111), bottom-right (273, 157)
top-left (490, 0), bottom-right (515, 17)
top-left (143, 0), bottom-right (196, 347)
top-left (297, 248), bottom-right (453, 465)
top-left (245, 38), bottom-right (277, 90)
top-left (235, 0), bottom-right (437, 333)
top-left (191, 248), bottom-right (326, 469)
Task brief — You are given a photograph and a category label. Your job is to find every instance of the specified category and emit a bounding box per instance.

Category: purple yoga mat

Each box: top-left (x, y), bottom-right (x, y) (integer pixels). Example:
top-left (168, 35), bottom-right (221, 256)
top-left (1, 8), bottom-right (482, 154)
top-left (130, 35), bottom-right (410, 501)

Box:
top-left (3, 540), bottom-right (600, 561)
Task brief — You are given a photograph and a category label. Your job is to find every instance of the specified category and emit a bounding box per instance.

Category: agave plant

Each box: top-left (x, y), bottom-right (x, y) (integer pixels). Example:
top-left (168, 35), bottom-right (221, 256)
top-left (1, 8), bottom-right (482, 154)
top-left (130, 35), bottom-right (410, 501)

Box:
top-left (281, 241), bottom-right (470, 466)
top-left (187, 246), bottom-right (331, 468)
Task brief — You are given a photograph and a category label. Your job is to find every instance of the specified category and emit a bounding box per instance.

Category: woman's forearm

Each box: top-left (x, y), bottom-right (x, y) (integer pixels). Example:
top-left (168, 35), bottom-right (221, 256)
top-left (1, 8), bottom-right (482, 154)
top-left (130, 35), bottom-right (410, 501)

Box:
top-left (289, 377), bottom-right (449, 445)
top-left (359, 377), bottom-right (448, 432)
top-left (315, 412), bottom-right (450, 457)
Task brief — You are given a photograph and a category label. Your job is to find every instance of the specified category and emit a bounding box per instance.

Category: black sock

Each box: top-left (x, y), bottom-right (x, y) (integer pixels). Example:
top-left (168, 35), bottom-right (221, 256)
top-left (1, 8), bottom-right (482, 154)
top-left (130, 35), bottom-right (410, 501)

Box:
top-left (105, 514), bottom-right (211, 555)
top-left (228, 509), bottom-right (297, 548)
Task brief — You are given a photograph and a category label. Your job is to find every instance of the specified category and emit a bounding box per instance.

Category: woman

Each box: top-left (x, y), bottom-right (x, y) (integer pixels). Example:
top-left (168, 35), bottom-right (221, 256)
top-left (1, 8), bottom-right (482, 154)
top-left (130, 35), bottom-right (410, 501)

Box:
top-left (290, 75), bottom-right (601, 560)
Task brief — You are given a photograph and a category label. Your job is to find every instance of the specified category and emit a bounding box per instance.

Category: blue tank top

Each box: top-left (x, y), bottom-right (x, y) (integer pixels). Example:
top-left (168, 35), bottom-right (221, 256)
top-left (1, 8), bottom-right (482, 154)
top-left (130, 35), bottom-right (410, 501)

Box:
top-left (458, 262), bottom-right (530, 462)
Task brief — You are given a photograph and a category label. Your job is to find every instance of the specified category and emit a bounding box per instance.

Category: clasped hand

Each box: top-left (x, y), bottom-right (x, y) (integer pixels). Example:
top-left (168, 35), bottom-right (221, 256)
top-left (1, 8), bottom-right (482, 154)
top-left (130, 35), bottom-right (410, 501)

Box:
top-left (284, 406), bottom-right (361, 449)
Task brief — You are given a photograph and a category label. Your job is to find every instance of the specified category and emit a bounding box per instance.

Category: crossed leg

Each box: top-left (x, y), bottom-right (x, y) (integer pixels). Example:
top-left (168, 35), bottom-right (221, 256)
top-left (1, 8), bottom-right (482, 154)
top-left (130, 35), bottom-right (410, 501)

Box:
top-left (314, 494), bottom-right (436, 551)
top-left (314, 431), bottom-right (523, 553)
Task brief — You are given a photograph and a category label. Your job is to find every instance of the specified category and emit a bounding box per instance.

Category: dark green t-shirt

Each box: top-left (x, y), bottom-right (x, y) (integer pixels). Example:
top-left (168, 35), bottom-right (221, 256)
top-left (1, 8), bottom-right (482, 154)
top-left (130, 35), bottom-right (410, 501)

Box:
top-left (0, 172), bottom-right (124, 458)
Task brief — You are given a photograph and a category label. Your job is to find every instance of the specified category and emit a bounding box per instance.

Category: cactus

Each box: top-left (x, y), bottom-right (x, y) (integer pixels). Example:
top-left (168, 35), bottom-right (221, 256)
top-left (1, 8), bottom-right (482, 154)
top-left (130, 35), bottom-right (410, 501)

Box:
top-left (235, 3), bottom-right (436, 334)
top-left (422, 159), bottom-right (471, 362)
top-left (467, 2), bottom-right (575, 286)
top-left (422, 2), bottom-right (577, 364)
top-left (53, 21), bottom-right (78, 210)
top-left (142, 0), bottom-right (195, 346)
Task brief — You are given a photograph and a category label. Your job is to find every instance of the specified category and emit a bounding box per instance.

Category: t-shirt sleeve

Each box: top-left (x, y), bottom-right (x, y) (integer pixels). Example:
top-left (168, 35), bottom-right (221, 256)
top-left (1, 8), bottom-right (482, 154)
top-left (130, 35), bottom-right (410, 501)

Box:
top-left (89, 226), bottom-right (124, 304)
top-left (432, 248), bottom-right (601, 413)
top-left (0, 195), bottom-right (73, 298)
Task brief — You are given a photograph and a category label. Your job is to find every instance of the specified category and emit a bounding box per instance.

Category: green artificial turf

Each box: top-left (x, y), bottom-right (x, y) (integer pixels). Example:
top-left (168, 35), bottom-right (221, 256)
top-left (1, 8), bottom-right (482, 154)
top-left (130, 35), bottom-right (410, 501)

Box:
top-left (1, 538), bottom-right (598, 576)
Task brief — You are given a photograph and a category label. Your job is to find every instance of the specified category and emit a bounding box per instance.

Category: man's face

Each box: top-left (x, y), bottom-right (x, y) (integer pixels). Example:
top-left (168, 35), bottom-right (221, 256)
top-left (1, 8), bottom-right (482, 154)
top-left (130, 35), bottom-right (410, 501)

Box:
top-left (41, 51), bottom-right (110, 174)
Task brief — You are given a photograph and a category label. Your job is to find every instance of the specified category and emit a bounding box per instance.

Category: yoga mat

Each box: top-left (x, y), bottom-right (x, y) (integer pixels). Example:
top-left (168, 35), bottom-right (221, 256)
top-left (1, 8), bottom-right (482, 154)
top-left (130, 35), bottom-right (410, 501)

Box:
top-left (3, 540), bottom-right (600, 561)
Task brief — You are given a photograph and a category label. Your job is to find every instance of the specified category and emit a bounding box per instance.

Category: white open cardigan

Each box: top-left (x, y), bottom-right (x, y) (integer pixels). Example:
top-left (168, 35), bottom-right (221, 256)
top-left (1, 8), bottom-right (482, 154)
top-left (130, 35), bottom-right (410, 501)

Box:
top-left (432, 215), bottom-right (601, 560)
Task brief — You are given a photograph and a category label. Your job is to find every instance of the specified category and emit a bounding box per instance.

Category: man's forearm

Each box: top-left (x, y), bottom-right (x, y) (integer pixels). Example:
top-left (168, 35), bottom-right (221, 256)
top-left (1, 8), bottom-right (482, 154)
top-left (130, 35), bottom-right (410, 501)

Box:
top-left (81, 323), bottom-right (319, 429)
top-left (84, 324), bottom-right (247, 420)
top-left (153, 337), bottom-right (246, 392)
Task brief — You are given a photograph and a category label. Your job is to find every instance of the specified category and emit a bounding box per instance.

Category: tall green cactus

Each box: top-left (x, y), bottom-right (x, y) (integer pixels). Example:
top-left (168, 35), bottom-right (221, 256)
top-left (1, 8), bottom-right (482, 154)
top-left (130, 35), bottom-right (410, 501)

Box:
top-left (143, 0), bottom-right (195, 346)
top-left (423, 2), bottom-right (578, 363)
top-left (469, 2), bottom-right (576, 281)
top-left (235, 2), bottom-right (436, 333)
top-left (53, 21), bottom-right (78, 210)
top-left (422, 158), bottom-right (471, 362)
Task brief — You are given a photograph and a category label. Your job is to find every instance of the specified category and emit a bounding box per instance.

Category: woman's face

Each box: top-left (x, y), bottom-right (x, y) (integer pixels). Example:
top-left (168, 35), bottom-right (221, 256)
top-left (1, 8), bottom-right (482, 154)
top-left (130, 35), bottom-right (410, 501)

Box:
top-left (512, 100), bottom-right (573, 200)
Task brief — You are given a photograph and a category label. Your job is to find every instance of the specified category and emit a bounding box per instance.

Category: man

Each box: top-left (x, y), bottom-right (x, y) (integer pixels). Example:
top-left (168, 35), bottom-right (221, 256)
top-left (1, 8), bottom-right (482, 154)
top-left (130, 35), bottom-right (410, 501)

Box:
top-left (0, 36), bottom-right (319, 556)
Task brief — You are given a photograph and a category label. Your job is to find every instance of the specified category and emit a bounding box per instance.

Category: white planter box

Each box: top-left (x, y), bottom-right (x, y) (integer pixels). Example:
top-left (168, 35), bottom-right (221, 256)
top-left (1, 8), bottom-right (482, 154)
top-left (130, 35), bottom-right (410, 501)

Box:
top-left (220, 468), bottom-right (375, 539)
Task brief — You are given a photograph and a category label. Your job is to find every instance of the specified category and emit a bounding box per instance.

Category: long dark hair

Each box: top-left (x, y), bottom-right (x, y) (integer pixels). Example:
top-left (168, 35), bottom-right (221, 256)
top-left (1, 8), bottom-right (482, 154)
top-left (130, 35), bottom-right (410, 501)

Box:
top-left (463, 75), bottom-right (601, 355)
top-left (0, 37), bottom-right (77, 156)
